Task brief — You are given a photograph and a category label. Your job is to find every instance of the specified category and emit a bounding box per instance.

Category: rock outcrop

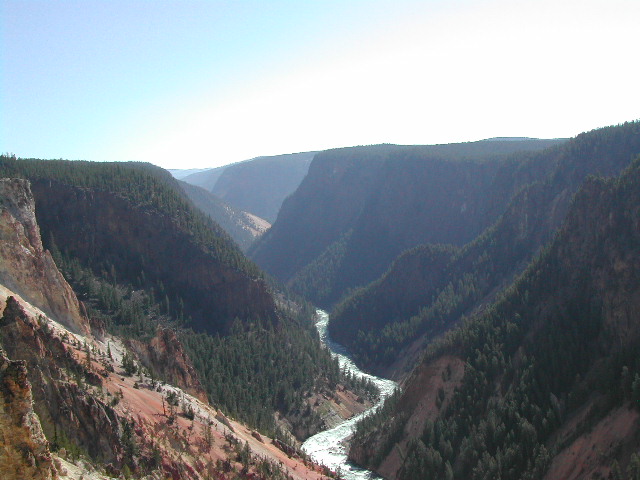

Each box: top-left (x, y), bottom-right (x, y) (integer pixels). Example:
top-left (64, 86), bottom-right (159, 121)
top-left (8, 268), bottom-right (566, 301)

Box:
top-left (127, 327), bottom-right (207, 402)
top-left (0, 348), bottom-right (56, 480)
top-left (0, 178), bottom-right (89, 335)
top-left (0, 296), bottom-right (122, 464)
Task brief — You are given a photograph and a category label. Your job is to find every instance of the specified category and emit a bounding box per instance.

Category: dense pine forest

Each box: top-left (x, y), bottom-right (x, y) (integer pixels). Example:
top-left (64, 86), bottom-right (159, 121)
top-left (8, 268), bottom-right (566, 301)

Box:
top-left (342, 122), bottom-right (640, 479)
top-left (351, 153), bottom-right (640, 479)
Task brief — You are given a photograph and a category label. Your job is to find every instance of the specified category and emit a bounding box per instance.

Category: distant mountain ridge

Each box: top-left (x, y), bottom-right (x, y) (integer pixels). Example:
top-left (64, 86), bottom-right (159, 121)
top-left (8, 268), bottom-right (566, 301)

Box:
top-left (180, 151), bottom-right (316, 223)
top-left (168, 167), bottom-right (210, 179)
top-left (180, 164), bottom-right (228, 191)
top-left (481, 136), bottom-right (560, 142)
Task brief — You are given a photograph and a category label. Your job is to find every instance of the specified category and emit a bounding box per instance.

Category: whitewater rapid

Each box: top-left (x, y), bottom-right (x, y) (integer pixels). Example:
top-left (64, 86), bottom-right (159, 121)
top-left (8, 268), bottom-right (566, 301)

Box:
top-left (302, 310), bottom-right (397, 480)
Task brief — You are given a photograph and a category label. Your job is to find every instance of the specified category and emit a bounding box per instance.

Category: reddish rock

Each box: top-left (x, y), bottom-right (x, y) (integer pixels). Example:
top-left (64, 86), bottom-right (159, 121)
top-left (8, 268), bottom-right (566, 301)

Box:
top-left (128, 327), bottom-right (207, 402)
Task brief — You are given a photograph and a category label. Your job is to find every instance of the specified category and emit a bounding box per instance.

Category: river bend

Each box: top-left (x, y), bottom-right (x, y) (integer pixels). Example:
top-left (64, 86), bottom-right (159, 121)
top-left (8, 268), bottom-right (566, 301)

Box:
top-left (302, 310), bottom-right (397, 480)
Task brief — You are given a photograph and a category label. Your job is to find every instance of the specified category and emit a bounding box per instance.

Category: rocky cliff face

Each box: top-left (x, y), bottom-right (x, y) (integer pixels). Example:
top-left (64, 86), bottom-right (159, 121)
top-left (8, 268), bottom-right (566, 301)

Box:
top-left (0, 178), bottom-right (89, 335)
top-left (0, 348), bottom-right (56, 480)
top-left (127, 327), bottom-right (207, 402)
top-left (0, 296), bottom-right (122, 464)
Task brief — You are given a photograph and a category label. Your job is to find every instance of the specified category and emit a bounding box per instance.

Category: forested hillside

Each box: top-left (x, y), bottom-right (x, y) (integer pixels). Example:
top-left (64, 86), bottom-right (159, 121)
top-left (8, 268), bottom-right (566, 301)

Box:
top-left (251, 138), bottom-right (565, 307)
top-left (0, 156), bottom-right (371, 440)
top-left (0, 157), bottom-right (273, 332)
top-left (350, 153), bottom-right (640, 479)
top-left (329, 121), bottom-right (640, 374)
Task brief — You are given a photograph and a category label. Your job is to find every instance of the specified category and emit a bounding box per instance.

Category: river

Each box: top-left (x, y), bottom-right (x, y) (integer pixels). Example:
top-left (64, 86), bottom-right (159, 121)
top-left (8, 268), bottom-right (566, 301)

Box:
top-left (302, 310), bottom-right (397, 480)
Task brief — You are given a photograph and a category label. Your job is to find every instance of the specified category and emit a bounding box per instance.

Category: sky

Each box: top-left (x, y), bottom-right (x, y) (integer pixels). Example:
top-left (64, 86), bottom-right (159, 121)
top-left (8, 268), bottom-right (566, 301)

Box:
top-left (1, 0), bottom-right (639, 170)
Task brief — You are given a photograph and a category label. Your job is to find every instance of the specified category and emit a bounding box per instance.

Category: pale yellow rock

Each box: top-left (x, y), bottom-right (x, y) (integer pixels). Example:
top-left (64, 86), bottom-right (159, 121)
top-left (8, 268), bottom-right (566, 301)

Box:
top-left (0, 349), bottom-right (56, 480)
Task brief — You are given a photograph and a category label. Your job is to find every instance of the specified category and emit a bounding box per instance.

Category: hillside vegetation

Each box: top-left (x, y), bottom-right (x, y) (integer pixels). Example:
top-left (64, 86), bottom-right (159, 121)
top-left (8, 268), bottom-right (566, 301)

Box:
top-left (250, 138), bottom-right (565, 308)
top-left (349, 153), bottom-right (640, 479)
top-left (329, 122), bottom-right (640, 374)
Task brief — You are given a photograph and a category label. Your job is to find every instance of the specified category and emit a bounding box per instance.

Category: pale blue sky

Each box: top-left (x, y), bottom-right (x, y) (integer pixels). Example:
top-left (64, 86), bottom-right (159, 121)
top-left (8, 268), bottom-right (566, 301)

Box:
top-left (2, 0), bottom-right (639, 169)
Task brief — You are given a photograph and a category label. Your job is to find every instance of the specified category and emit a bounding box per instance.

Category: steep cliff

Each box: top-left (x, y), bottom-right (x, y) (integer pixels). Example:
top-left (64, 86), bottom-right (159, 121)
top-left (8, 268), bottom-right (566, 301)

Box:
top-left (0, 296), bottom-right (123, 464)
top-left (251, 139), bottom-right (565, 307)
top-left (0, 349), bottom-right (56, 480)
top-left (0, 178), bottom-right (89, 335)
top-left (127, 327), bottom-right (207, 402)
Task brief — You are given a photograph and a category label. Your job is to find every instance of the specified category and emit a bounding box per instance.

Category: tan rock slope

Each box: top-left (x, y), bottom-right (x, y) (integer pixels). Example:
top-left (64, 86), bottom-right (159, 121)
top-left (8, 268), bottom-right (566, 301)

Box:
top-left (0, 178), bottom-right (89, 335)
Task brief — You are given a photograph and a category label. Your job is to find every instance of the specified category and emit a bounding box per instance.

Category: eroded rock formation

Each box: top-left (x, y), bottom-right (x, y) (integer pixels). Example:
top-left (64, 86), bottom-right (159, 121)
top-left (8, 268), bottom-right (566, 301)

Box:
top-left (0, 178), bottom-right (89, 335)
top-left (0, 296), bottom-right (122, 463)
top-left (127, 327), bottom-right (207, 402)
top-left (0, 348), bottom-right (56, 480)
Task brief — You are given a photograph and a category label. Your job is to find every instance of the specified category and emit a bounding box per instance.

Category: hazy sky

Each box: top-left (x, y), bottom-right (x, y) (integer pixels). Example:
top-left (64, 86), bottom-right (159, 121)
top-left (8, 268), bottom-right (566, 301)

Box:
top-left (2, 0), bottom-right (638, 169)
